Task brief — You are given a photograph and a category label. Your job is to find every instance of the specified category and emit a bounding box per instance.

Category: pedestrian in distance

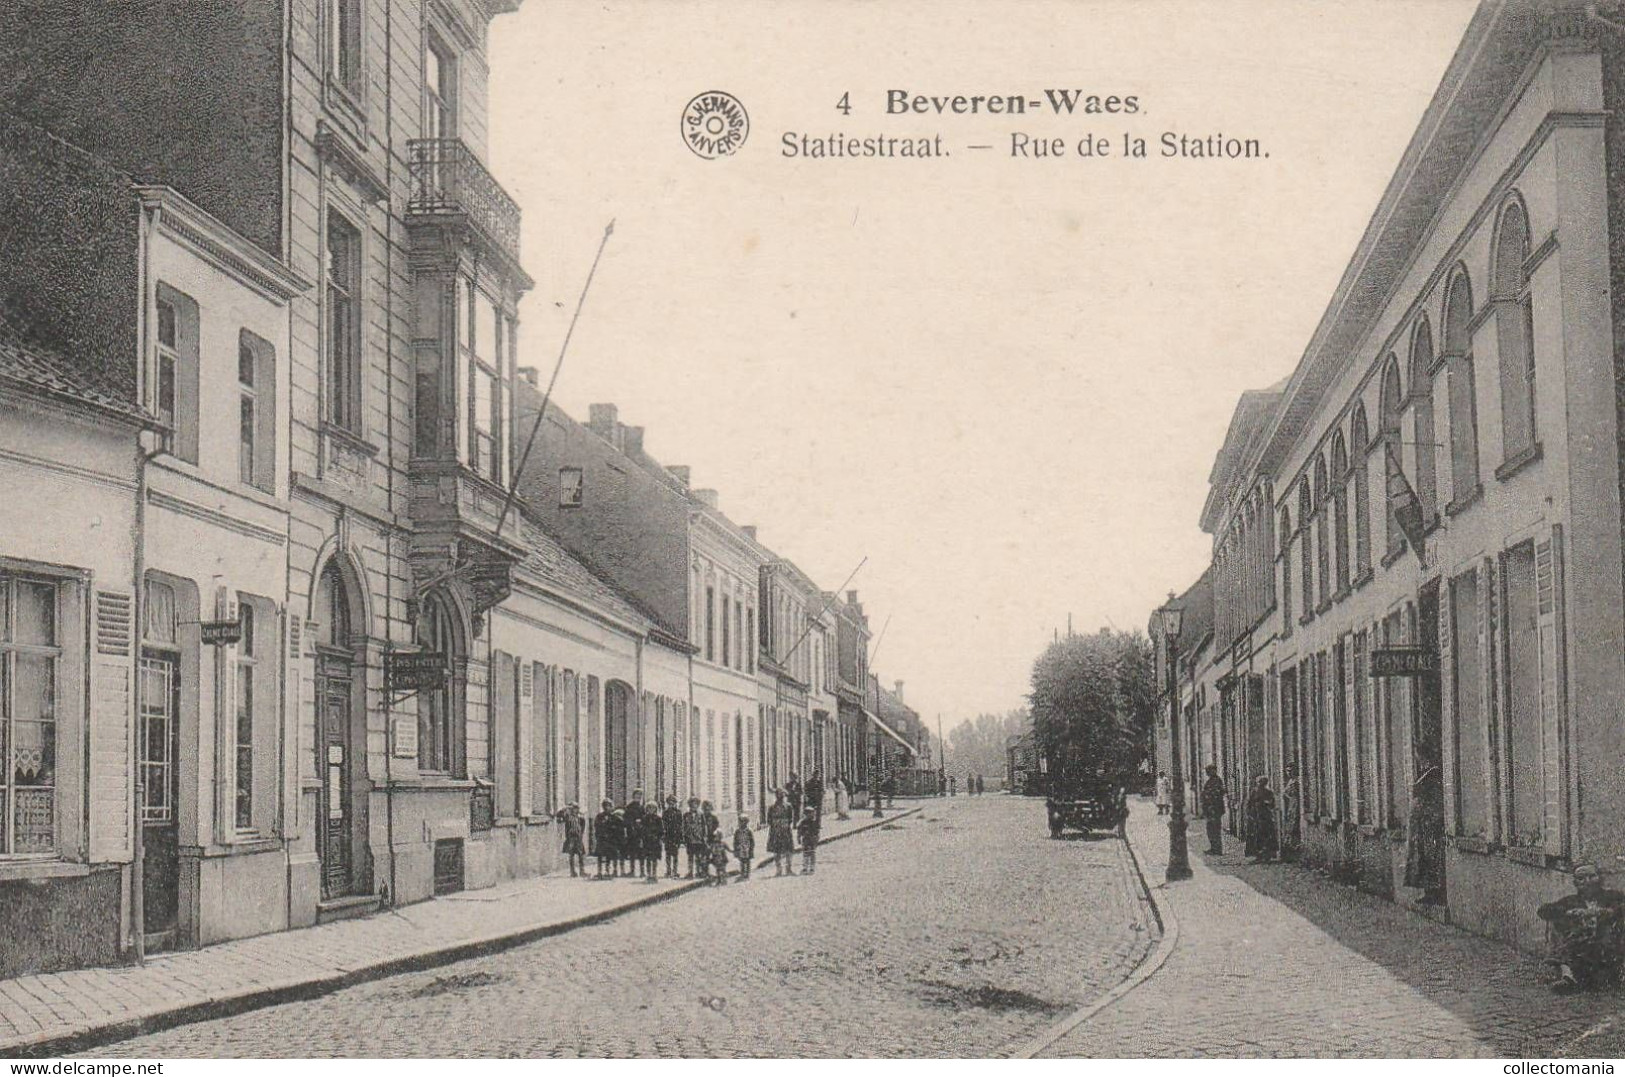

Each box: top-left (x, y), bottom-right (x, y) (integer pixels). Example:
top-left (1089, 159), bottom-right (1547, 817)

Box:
top-left (949, 775), bottom-right (956, 797)
top-left (641, 801), bottom-right (663, 881)
top-left (1155, 773), bottom-right (1171, 815)
top-left (592, 799), bottom-right (613, 878)
top-left (622, 789), bottom-right (646, 878)
top-left (767, 787), bottom-right (795, 876)
top-left (833, 777), bottom-right (850, 820)
top-left (976, 773), bottom-right (985, 797)
top-left (557, 802), bottom-right (587, 878)
top-left (786, 771), bottom-right (803, 821)
top-left (884, 772), bottom-right (897, 807)
top-left (683, 797), bottom-right (708, 879)
top-left (1280, 765), bottom-right (1302, 863)
top-left (662, 794), bottom-right (685, 878)
top-left (1244, 775), bottom-right (1277, 863)
top-left (796, 804), bottom-right (820, 875)
top-left (806, 769), bottom-right (825, 821)
top-left (702, 798), bottom-right (720, 845)
top-left (733, 813), bottom-right (755, 882)
top-left (707, 828), bottom-right (731, 886)
top-left (1201, 765), bottom-right (1226, 855)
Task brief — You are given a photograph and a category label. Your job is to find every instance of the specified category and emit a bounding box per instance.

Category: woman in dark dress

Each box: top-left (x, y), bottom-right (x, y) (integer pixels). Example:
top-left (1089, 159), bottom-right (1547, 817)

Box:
top-left (767, 788), bottom-right (795, 876)
top-left (1244, 776), bottom-right (1277, 862)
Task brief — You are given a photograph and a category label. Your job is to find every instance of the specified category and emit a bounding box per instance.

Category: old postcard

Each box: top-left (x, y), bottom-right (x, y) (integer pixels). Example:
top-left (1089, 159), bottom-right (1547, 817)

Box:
top-left (0, 0), bottom-right (1621, 1064)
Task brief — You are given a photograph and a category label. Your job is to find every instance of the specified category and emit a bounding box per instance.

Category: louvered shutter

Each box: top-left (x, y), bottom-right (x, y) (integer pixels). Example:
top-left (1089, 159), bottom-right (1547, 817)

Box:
top-left (1536, 527), bottom-right (1568, 857)
top-left (89, 590), bottom-right (134, 861)
top-left (1479, 557), bottom-right (1499, 845)
top-left (1439, 580), bottom-right (1457, 835)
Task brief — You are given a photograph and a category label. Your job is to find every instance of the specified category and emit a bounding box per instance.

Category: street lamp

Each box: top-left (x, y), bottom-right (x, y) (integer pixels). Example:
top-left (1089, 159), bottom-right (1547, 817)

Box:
top-left (1160, 593), bottom-right (1192, 882)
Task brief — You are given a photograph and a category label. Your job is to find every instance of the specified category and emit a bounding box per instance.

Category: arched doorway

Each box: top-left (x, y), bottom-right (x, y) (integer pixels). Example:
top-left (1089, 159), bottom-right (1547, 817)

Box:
top-left (314, 559), bottom-right (366, 900)
top-left (604, 681), bottom-right (633, 805)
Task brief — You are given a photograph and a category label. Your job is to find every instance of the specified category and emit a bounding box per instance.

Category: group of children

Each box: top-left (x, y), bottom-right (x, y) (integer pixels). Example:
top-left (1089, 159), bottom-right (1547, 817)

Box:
top-left (554, 789), bottom-right (822, 886)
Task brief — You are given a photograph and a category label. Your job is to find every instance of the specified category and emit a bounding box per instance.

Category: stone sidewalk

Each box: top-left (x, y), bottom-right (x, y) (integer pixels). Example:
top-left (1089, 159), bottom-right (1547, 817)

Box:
top-left (0, 806), bottom-right (914, 1058)
top-left (1042, 800), bottom-right (1624, 1058)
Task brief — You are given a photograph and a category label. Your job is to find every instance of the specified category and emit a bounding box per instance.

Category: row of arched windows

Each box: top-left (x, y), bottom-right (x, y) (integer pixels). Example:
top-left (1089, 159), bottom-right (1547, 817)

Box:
top-left (1279, 191), bottom-right (1539, 627)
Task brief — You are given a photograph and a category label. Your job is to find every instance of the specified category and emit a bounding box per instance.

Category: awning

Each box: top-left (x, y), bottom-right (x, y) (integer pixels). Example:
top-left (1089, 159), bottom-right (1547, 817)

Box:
top-left (863, 708), bottom-right (914, 753)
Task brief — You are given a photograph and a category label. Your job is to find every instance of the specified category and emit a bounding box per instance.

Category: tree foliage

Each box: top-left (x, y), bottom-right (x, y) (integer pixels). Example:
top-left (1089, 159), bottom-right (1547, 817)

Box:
top-left (1028, 629), bottom-right (1155, 779)
top-left (942, 708), bottom-right (1029, 787)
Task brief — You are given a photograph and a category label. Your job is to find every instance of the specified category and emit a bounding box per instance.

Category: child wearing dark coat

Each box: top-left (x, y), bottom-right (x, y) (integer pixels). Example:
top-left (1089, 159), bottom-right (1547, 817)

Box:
top-left (733, 814), bottom-right (755, 882)
top-left (662, 795), bottom-right (684, 878)
top-left (707, 829), bottom-right (731, 886)
top-left (557, 802), bottom-right (586, 878)
top-left (796, 806), bottom-right (820, 875)
top-left (683, 797), bottom-right (708, 878)
top-left (593, 799), bottom-right (616, 878)
top-left (641, 807), bottom-right (663, 881)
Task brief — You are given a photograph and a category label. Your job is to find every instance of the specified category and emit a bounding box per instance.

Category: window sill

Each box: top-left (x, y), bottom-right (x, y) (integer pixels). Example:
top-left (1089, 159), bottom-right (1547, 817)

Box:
top-left (1445, 483), bottom-right (1482, 518)
top-left (322, 421), bottom-right (380, 458)
top-left (1494, 442), bottom-right (1543, 483)
top-left (149, 455), bottom-right (289, 512)
top-left (0, 857), bottom-right (91, 881)
top-left (389, 776), bottom-right (478, 791)
top-left (1448, 833), bottom-right (1495, 855)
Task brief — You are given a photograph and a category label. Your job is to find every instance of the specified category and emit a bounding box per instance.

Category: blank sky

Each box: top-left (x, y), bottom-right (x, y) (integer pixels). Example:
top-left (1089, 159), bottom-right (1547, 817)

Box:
top-left (487, 0), bottom-right (1478, 730)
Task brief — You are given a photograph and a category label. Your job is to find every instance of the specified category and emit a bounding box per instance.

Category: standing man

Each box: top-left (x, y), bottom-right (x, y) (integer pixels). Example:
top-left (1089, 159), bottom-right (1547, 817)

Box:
top-left (786, 771), bottom-right (803, 822)
top-left (806, 769), bottom-right (825, 822)
top-left (1201, 764), bottom-right (1226, 855)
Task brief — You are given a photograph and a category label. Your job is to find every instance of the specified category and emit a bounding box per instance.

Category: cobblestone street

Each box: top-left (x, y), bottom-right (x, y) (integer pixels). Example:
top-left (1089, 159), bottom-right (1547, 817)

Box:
top-left (90, 797), bottom-right (1154, 1058)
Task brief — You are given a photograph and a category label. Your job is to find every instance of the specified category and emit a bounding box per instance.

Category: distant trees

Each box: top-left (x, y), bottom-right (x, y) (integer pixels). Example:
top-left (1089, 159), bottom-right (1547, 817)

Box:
top-left (943, 709), bottom-right (1029, 788)
top-left (1029, 629), bottom-right (1155, 780)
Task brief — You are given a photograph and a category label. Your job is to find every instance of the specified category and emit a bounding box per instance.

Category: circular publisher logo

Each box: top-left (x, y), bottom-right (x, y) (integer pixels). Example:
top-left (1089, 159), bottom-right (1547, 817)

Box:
top-left (682, 91), bottom-right (750, 159)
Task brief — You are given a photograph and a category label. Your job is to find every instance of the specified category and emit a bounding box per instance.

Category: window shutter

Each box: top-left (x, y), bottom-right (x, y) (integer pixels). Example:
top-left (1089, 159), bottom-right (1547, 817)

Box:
top-left (518, 658), bottom-right (534, 817)
top-left (1536, 527), bottom-right (1568, 857)
top-left (95, 590), bottom-right (133, 656)
top-left (1479, 556), bottom-right (1501, 845)
top-left (1439, 580), bottom-right (1457, 835)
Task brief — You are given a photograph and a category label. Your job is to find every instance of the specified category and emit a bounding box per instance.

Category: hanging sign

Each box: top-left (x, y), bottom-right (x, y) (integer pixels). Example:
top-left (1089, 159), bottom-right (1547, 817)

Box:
top-left (386, 651), bottom-right (447, 691)
top-left (200, 619), bottom-right (243, 646)
top-left (1371, 646), bottom-right (1437, 678)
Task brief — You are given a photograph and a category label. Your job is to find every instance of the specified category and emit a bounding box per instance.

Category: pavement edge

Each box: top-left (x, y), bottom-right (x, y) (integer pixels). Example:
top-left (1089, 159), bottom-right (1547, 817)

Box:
top-left (4, 807), bottom-right (922, 1060)
top-left (1013, 813), bottom-right (1182, 1059)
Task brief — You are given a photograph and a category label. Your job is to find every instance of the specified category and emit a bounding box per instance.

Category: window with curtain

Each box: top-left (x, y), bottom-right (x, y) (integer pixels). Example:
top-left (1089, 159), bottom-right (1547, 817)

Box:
top-left (416, 593), bottom-right (458, 774)
top-left (325, 214), bottom-right (362, 434)
top-left (1, 575), bottom-right (60, 854)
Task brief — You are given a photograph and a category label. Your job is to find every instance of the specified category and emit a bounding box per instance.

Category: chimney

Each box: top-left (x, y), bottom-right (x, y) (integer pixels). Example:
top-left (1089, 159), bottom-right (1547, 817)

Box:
top-left (588, 403), bottom-right (618, 440)
top-left (693, 488), bottom-right (718, 509)
top-left (668, 465), bottom-right (690, 488)
top-left (894, 680), bottom-right (905, 705)
top-left (846, 589), bottom-right (859, 604)
top-left (623, 426), bottom-right (644, 457)
top-left (741, 525), bottom-right (757, 541)
top-left (518, 366), bottom-right (539, 387)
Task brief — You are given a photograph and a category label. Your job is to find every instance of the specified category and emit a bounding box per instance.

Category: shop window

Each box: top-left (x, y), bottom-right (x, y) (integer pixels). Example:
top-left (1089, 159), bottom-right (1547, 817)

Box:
top-left (325, 214), bottom-right (363, 435)
top-left (1502, 543), bottom-right (1542, 846)
top-left (154, 284), bottom-right (200, 463)
top-left (1349, 405), bottom-right (1371, 575)
top-left (1451, 569), bottom-right (1489, 837)
top-left (1408, 323), bottom-right (1438, 522)
top-left (1330, 432), bottom-right (1349, 592)
top-left (1, 574), bottom-right (62, 854)
top-left (416, 592), bottom-right (460, 775)
top-left (1380, 357), bottom-right (1406, 554)
top-left (1443, 269), bottom-right (1480, 507)
top-left (1493, 197), bottom-right (1538, 463)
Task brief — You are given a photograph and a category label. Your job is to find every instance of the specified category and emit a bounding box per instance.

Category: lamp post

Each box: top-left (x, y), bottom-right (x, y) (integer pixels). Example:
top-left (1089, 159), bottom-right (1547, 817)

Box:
top-left (1160, 594), bottom-right (1192, 882)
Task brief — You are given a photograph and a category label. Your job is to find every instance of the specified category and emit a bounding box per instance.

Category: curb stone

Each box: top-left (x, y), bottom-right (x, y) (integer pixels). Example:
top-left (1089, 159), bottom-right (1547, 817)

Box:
top-left (4, 807), bottom-right (921, 1059)
top-left (1014, 812), bottom-right (1181, 1058)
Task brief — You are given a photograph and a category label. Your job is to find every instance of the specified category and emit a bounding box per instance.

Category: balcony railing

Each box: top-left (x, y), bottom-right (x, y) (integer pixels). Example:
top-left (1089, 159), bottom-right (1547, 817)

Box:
top-left (407, 138), bottom-right (522, 264)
